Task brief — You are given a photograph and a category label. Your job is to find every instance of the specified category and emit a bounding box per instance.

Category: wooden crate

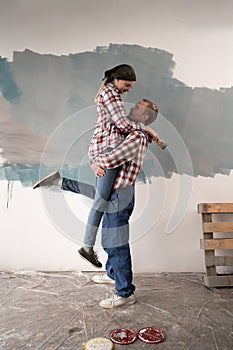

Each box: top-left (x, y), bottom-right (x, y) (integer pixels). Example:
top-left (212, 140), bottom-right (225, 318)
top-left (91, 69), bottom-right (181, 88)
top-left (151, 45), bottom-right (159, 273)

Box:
top-left (198, 203), bottom-right (233, 287)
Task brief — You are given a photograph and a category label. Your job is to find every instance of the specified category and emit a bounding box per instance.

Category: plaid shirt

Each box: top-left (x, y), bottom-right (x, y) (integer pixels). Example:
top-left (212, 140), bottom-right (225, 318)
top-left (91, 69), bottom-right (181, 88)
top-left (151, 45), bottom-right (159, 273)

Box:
top-left (94, 130), bottom-right (148, 189)
top-left (88, 83), bottom-right (143, 160)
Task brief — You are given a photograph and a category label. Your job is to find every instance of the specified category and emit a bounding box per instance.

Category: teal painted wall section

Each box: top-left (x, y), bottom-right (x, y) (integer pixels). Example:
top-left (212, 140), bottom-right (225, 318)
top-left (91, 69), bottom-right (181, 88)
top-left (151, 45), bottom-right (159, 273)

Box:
top-left (0, 56), bottom-right (20, 102)
top-left (0, 44), bottom-right (233, 185)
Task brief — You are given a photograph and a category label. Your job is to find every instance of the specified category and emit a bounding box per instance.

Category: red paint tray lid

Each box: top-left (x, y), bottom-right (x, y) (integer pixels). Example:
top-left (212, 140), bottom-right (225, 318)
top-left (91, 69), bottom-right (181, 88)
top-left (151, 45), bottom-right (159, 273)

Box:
top-left (109, 328), bottom-right (137, 345)
top-left (137, 326), bottom-right (165, 344)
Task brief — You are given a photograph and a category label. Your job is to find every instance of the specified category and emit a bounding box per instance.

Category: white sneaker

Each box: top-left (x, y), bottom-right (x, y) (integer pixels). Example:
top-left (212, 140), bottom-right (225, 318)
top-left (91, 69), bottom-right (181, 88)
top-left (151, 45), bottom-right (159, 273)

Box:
top-left (91, 274), bottom-right (115, 284)
top-left (99, 294), bottom-right (136, 309)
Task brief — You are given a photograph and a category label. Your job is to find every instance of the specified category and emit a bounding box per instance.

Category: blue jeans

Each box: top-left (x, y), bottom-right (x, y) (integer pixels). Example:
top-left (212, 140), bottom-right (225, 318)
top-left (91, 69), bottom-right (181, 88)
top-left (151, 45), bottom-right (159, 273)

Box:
top-left (62, 178), bottom-right (95, 199)
top-left (62, 178), bottom-right (136, 297)
top-left (62, 167), bottom-right (120, 247)
top-left (105, 244), bottom-right (135, 297)
top-left (103, 185), bottom-right (135, 297)
top-left (101, 185), bottom-right (135, 248)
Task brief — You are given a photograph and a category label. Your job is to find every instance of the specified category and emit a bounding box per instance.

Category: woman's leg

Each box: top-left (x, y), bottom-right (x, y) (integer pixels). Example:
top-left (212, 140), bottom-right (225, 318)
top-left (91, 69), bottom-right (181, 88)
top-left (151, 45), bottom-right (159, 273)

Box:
top-left (83, 167), bottom-right (121, 247)
top-left (62, 178), bottom-right (96, 199)
top-left (77, 166), bottom-right (121, 268)
top-left (62, 172), bottom-right (123, 247)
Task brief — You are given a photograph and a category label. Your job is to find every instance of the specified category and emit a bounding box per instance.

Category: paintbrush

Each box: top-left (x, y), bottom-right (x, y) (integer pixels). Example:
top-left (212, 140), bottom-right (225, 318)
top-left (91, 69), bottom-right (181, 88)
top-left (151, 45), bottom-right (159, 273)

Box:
top-left (157, 139), bottom-right (168, 149)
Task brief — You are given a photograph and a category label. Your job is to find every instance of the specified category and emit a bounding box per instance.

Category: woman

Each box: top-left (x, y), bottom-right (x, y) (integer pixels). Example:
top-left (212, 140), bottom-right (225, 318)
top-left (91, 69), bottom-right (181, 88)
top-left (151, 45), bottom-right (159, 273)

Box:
top-left (78, 64), bottom-right (158, 268)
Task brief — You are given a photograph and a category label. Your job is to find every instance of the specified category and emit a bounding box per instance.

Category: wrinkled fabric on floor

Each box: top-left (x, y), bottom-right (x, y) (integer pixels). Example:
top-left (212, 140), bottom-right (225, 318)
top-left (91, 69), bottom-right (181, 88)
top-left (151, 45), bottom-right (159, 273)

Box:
top-left (0, 271), bottom-right (232, 349)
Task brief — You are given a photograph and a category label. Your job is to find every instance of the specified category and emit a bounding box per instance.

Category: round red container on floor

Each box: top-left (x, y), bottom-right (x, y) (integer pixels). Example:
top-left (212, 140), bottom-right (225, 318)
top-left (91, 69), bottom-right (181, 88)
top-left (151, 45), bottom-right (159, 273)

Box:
top-left (109, 328), bottom-right (137, 345)
top-left (137, 326), bottom-right (165, 344)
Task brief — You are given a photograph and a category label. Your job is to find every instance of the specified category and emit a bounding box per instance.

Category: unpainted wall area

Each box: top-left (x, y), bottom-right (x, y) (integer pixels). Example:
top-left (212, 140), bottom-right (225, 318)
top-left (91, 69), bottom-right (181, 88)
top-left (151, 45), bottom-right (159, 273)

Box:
top-left (1, 172), bottom-right (233, 272)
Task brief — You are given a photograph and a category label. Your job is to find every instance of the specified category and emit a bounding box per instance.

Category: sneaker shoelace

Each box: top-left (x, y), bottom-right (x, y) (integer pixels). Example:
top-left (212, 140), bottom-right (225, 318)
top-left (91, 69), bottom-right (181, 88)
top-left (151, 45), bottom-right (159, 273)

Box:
top-left (93, 251), bottom-right (100, 263)
top-left (111, 295), bottom-right (121, 302)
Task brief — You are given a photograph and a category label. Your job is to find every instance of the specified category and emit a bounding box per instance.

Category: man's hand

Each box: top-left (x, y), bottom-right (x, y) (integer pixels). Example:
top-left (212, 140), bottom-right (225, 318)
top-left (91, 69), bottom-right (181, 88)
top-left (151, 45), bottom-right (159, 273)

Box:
top-left (144, 126), bottom-right (159, 142)
top-left (143, 126), bottom-right (167, 148)
top-left (90, 162), bottom-right (105, 177)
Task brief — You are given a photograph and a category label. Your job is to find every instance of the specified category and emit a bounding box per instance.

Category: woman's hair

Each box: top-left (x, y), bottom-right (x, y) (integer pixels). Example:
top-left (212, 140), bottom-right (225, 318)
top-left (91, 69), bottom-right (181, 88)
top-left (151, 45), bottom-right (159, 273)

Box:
top-left (104, 64), bottom-right (136, 83)
top-left (94, 78), bottom-right (108, 103)
top-left (95, 64), bottom-right (136, 103)
top-left (142, 98), bottom-right (158, 125)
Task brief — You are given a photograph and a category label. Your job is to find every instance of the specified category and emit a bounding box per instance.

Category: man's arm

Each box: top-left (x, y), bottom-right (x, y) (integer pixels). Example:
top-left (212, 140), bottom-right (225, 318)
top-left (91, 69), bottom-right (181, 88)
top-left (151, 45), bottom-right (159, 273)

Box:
top-left (93, 131), bottom-right (147, 169)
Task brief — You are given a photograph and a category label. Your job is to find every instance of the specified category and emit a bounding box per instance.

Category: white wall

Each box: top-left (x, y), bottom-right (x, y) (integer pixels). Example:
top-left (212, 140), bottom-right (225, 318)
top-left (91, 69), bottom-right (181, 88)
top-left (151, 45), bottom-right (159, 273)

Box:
top-left (1, 0), bottom-right (233, 88)
top-left (1, 0), bottom-right (233, 272)
top-left (1, 171), bottom-right (233, 272)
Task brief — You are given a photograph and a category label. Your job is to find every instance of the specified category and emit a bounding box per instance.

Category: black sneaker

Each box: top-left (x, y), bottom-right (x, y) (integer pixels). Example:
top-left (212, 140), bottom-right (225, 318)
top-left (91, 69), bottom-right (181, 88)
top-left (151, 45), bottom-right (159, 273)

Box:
top-left (78, 247), bottom-right (102, 268)
top-left (32, 171), bottom-right (60, 189)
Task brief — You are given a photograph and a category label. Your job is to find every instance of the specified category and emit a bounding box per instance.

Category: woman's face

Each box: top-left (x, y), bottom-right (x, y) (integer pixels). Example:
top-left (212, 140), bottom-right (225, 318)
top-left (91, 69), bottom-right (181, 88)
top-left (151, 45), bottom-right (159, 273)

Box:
top-left (114, 79), bottom-right (135, 94)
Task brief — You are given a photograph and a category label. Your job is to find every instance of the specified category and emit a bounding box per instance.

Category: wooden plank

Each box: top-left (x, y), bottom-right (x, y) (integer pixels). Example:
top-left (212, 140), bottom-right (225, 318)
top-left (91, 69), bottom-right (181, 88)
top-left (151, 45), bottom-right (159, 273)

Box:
top-left (204, 275), bottom-right (233, 287)
top-left (201, 213), bottom-right (217, 277)
top-left (199, 207), bottom-right (233, 286)
top-left (201, 238), bottom-right (233, 250)
top-left (203, 221), bottom-right (233, 233)
top-left (200, 239), bottom-right (206, 249)
top-left (205, 255), bottom-right (233, 266)
top-left (198, 203), bottom-right (233, 214)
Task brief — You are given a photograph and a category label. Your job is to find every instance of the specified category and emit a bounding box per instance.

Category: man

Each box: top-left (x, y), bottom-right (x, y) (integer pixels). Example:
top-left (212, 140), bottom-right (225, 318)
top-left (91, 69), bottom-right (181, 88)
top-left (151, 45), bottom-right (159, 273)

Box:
top-left (33, 99), bottom-right (166, 308)
top-left (86, 100), bottom-right (161, 308)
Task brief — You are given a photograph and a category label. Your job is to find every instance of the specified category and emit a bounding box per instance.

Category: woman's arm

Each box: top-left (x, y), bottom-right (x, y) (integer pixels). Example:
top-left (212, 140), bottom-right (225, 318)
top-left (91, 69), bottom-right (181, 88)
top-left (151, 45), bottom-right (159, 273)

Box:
top-left (102, 87), bottom-right (144, 133)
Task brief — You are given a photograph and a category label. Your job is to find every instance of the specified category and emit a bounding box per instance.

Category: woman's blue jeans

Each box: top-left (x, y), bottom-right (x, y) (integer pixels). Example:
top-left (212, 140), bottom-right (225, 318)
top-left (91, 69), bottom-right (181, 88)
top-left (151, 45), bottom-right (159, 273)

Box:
top-left (62, 167), bottom-right (120, 247)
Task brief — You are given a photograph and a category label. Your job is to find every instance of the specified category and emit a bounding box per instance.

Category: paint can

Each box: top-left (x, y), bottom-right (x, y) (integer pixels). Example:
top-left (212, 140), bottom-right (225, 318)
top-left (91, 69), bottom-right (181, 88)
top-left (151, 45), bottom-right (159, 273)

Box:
top-left (109, 328), bottom-right (137, 345)
top-left (84, 337), bottom-right (114, 349)
top-left (137, 326), bottom-right (165, 344)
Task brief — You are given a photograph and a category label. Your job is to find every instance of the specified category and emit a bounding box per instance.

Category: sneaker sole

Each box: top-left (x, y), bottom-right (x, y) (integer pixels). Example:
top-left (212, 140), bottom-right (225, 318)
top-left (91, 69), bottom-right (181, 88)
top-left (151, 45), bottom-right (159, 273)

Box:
top-left (91, 277), bottom-right (115, 284)
top-left (78, 251), bottom-right (102, 269)
top-left (100, 298), bottom-right (136, 309)
top-left (32, 170), bottom-right (60, 189)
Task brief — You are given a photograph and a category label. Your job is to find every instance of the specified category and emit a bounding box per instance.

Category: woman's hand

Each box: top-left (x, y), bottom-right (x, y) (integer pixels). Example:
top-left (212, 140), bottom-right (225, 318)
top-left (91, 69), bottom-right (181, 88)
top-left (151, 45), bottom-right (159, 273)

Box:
top-left (90, 162), bottom-right (105, 177)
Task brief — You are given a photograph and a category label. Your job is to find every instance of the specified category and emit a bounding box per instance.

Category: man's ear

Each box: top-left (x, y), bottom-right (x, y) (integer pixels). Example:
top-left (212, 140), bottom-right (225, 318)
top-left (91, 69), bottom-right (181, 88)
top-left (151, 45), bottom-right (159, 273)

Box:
top-left (142, 114), bottom-right (149, 124)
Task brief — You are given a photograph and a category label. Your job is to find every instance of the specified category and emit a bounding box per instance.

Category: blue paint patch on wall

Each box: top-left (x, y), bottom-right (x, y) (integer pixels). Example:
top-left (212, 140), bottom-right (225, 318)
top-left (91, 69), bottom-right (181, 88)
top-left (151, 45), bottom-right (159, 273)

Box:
top-left (0, 57), bottom-right (20, 102)
top-left (0, 44), bottom-right (233, 185)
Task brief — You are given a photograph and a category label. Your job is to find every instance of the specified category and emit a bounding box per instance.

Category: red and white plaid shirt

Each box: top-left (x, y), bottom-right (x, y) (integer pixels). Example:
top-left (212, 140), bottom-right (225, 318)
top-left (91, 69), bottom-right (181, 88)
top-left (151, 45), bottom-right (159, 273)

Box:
top-left (94, 130), bottom-right (148, 189)
top-left (88, 83), bottom-right (143, 160)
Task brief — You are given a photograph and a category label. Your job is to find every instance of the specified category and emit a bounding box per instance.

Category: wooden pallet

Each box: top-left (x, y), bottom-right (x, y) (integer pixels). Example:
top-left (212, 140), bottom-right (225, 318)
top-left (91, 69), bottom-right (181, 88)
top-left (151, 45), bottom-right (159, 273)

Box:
top-left (198, 203), bottom-right (233, 287)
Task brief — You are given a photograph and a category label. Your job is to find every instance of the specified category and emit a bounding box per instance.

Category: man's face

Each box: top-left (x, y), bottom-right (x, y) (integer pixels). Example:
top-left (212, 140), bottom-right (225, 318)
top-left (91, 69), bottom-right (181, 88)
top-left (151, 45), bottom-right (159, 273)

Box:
top-left (128, 100), bottom-right (149, 124)
top-left (114, 79), bottom-right (135, 94)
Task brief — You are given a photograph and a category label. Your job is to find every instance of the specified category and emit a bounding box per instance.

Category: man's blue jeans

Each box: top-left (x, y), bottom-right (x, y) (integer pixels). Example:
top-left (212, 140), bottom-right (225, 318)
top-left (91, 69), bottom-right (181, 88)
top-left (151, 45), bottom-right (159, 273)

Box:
top-left (62, 178), bottom-right (136, 297)
top-left (102, 185), bottom-right (135, 297)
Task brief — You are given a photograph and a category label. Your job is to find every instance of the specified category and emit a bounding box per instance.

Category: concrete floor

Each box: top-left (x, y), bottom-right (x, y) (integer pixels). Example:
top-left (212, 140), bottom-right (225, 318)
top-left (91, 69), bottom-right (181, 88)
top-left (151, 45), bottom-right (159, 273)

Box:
top-left (0, 271), bottom-right (232, 349)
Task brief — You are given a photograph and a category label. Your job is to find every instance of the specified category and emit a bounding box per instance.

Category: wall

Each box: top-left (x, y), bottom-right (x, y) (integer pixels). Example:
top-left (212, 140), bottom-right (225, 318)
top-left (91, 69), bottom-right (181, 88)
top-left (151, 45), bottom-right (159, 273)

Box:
top-left (0, 0), bottom-right (233, 272)
top-left (1, 171), bottom-right (233, 272)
